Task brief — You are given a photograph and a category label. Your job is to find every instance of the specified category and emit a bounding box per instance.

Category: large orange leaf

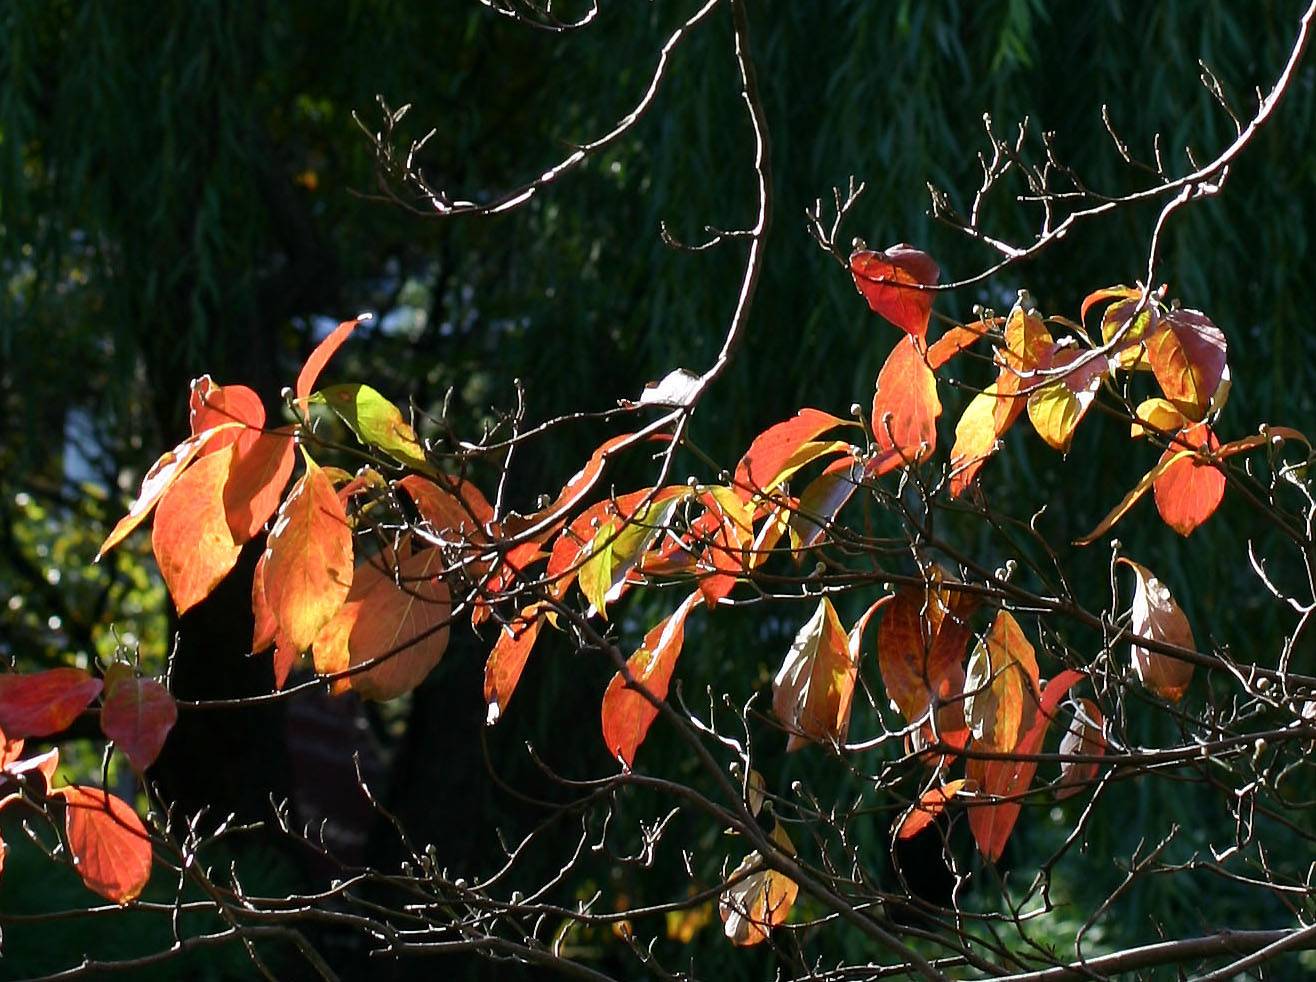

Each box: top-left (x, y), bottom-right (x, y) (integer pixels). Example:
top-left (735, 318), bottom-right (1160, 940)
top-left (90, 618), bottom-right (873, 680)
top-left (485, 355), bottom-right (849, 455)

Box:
top-left (96, 423), bottom-right (240, 561)
top-left (733, 409), bottom-right (851, 498)
top-left (897, 779), bottom-right (969, 840)
top-left (870, 335), bottom-right (940, 474)
top-left (849, 244), bottom-right (940, 338)
top-left (223, 426), bottom-right (297, 543)
top-left (876, 583), bottom-right (975, 726)
top-left (98, 664), bottom-right (177, 773)
top-left (484, 607), bottom-right (547, 724)
top-left (152, 444), bottom-right (243, 614)
top-left (264, 454), bottom-right (354, 653)
top-left (0, 669), bottom-right (103, 738)
top-left (1145, 308), bottom-right (1227, 420)
top-left (1120, 558), bottom-right (1194, 702)
top-left (295, 318), bottom-right (361, 418)
top-left (601, 592), bottom-right (700, 767)
top-left (1152, 422), bottom-right (1225, 536)
top-left (967, 669), bottom-right (1084, 862)
top-left (963, 611), bottom-right (1040, 753)
top-left (58, 785), bottom-right (152, 904)
top-left (772, 597), bottom-right (856, 751)
top-left (314, 549), bottom-right (452, 701)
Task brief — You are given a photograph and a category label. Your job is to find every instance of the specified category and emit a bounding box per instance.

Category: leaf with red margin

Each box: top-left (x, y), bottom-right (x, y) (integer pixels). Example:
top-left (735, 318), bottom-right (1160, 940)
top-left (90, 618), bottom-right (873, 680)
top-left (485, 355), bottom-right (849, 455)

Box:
top-left (601, 592), bottom-right (700, 767)
top-left (0, 669), bottom-right (103, 738)
top-left (850, 244), bottom-right (940, 338)
top-left (189, 376), bottom-right (265, 457)
top-left (223, 426), bottom-right (297, 543)
top-left (152, 444), bottom-right (242, 614)
top-left (96, 423), bottom-right (241, 561)
top-left (484, 607), bottom-right (547, 725)
top-left (694, 494), bottom-right (748, 609)
top-left (1146, 308), bottom-right (1227, 420)
top-left (295, 318), bottom-right (361, 418)
top-left (99, 664), bottom-right (177, 773)
top-left (733, 409), bottom-right (851, 498)
top-left (1153, 422), bottom-right (1225, 536)
top-left (897, 779), bottom-right (969, 840)
top-left (1119, 558), bottom-right (1195, 702)
top-left (967, 669), bottom-right (1084, 862)
top-left (876, 583), bottom-right (976, 725)
top-left (264, 453), bottom-right (354, 652)
top-left (772, 597), bottom-right (855, 751)
top-left (871, 335), bottom-right (940, 473)
top-left (313, 549), bottom-right (452, 701)
top-left (58, 785), bottom-right (152, 904)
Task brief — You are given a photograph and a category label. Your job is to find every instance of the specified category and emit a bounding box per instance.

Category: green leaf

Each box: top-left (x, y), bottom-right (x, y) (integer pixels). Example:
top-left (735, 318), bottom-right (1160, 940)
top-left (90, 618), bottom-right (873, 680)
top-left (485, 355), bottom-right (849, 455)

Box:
top-left (319, 384), bottom-right (429, 469)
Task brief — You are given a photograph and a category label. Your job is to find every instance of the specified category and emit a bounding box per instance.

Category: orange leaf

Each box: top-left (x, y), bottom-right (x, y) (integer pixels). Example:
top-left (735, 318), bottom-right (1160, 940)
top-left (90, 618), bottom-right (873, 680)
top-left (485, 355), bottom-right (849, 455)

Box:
top-left (0, 669), bottom-right (103, 738)
top-left (99, 664), bottom-right (177, 773)
top-left (251, 551), bottom-right (277, 654)
top-left (295, 318), bottom-right (361, 418)
top-left (189, 376), bottom-right (265, 457)
top-left (897, 779), bottom-right (968, 840)
top-left (397, 474), bottom-right (494, 535)
top-left (876, 583), bottom-right (975, 725)
top-left (772, 598), bottom-right (856, 751)
top-left (719, 823), bottom-right (799, 946)
top-left (223, 426), bottom-right (297, 543)
top-left (967, 669), bottom-right (1084, 861)
top-left (264, 454), bottom-right (354, 653)
top-left (484, 607), bottom-right (547, 724)
top-left (1145, 308), bottom-right (1227, 420)
top-left (849, 244), bottom-right (940, 338)
top-left (1079, 285), bottom-right (1140, 326)
top-left (152, 444), bottom-right (243, 614)
top-left (927, 319), bottom-right (998, 370)
top-left (963, 610), bottom-right (1040, 753)
top-left (1119, 558), bottom-right (1195, 702)
top-left (870, 335), bottom-right (940, 472)
top-left (601, 592), bottom-right (700, 767)
top-left (1074, 449), bottom-right (1196, 545)
top-left (58, 785), bottom-right (152, 904)
top-left (1153, 423), bottom-right (1225, 536)
top-left (733, 409), bottom-right (850, 498)
top-left (96, 424), bottom-right (240, 561)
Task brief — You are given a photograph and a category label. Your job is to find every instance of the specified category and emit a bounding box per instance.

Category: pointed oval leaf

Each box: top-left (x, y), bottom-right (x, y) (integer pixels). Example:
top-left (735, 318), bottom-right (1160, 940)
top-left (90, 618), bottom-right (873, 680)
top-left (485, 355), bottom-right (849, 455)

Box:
top-left (59, 785), bottom-right (152, 904)
top-left (850, 244), bottom-right (939, 338)
top-left (1153, 423), bottom-right (1225, 536)
top-left (733, 409), bottom-right (851, 498)
top-left (484, 608), bottom-right (547, 725)
top-left (963, 610), bottom-right (1039, 752)
top-left (772, 598), bottom-right (855, 751)
top-left (223, 426), bottom-right (297, 543)
top-left (871, 335), bottom-right (941, 470)
top-left (295, 318), bottom-right (361, 418)
top-left (877, 584), bottom-right (975, 724)
top-left (152, 444), bottom-right (243, 614)
top-left (1119, 558), bottom-right (1194, 702)
top-left (189, 377), bottom-right (265, 456)
top-left (601, 593), bottom-right (700, 767)
top-left (1146, 309), bottom-right (1227, 420)
top-left (264, 455), bottom-right (354, 653)
top-left (321, 383), bottom-right (429, 469)
top-left (0, 669), bottom-right (103, 739)
top-left (897, 779), bottom-right (969, 840)
top-left (99, 664), bottom-right (178, 773)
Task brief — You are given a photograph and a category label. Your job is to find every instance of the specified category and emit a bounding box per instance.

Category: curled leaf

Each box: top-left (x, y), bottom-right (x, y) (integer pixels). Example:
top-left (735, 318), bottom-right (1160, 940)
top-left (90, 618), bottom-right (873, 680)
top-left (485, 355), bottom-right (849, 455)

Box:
top-left (850, 244), bottom-right (940, 338)
top-left (772, 597), bottom-right (856, 751)
top-left (963, 610), bottom-right (1040, 753)
top-left (719, 823), bottom-right (799, 946)
top-left (1056, 698), bottom-right (1106, 799)
top-left (1119, 558), bottom-right (1194, 702)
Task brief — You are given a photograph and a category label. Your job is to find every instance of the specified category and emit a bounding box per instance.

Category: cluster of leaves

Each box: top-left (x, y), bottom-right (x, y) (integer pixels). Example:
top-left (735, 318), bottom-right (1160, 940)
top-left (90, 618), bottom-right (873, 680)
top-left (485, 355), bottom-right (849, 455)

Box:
top-left (5, 238), bottom-right (1305, 947)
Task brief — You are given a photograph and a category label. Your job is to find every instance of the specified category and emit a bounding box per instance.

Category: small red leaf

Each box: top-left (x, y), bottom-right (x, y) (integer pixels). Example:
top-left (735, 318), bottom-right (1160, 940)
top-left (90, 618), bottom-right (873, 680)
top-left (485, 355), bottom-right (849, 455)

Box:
top-left (295, 318), bottom-right (361, 418)
top-left (99, 665), bottom-right (178, 773)
top-left (850, 244), bottom-right (940, 338)
top-left (601, 593), bottom-right (700, 766)
top-left (0, 669), bottom-right (103, 738)
top-left (59, 785), bottom-right (152, 904)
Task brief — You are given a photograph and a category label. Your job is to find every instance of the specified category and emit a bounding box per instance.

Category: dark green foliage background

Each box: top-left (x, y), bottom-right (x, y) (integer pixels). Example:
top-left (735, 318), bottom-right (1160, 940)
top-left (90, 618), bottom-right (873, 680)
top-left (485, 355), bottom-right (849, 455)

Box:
top-left (2, 1), bottom-right (1315, 977)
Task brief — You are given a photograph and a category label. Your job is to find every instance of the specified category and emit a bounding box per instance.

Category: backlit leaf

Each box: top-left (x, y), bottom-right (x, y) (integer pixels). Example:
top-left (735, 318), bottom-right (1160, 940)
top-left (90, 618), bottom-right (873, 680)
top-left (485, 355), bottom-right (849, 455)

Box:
top-left (1153, 422), bottom-right (1225, 536)
top-left (152, 444), bottom-right (243, 614)
top-left (320, 383), bottom-right (429, 469)
top-left (1130, 397), bottom-right (1189, 439)
top-left (1119, 558), bottom-right (1194, 702)
top-left (1025, 344), bottom-right (1105, 453)
top-left (484, 607), bottom-right (547, 724)
top-left (264, 453), bottom-right (354, 652)
top-left (877, 581), bottom-right (976, 727)
top-left (897, 779), bottom-right (969, 840)
top-left (871, 334), bottom-right (940, 472)
top-left (772, 598), bottom-right (856, 751)
top-left (1056, 698), bottom-right (1106, 799)
top-left (188, 377), bottom-right (265, 457)
top-left (1074, 449), bottom-right (1195, 545)
top-left (719, 823), bottom-right (799, 946)
top-left (295, 318), bottom-right (361, 418)
top-left (734, 409), bottom-right (851, 498)
top-left (850, 244), bottom-right (940, 338)
top-left (601, 592), bottom-right (700, 766)
top-left (1146, 308), bottom-right (1227, 420)
top-left (99, 664), bottom-right (177, 773)
top-left (0, 669), bottom-right (103, 739)
top-left (59, 785), bottom-right (152, 904)
top-left (222, 426), bottom-right (297, 543)
top-left (963, 611), bottom-right (1039, 753)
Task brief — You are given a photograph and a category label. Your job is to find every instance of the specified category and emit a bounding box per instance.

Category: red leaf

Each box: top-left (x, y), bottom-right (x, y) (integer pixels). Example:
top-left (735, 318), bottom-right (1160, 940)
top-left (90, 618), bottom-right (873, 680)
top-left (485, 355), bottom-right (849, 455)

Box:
top-left (897, 779), bottom-right (969, 840)
top-left (484, 608), bottom-right (546, 724)
top-left (967, 669), bottom-right (1084, 862)
top-left (152, 444), bottom-right (243, 614)
top-left (870, 335), bottom-right (941, 473)
top-left (58, 785), bottom-right (152, 904)
top-left (876, 583), bottom-right (975, 726)
top-left (1153, 422), bottom-right (1225, 536)
top-left (99, 664), bottom-right (177, 773)
top-left (849, 244), bottom-right (940, 338)
top-left (273, 635), bottom-right (300, 691)
top-left (223, 426), bottom-right (297, 543)
top-left (397, 475), bottom-right (494, 537)
top-left (0, 669), bottom-right (103, 739)
top-left (926, 319), bottom-right (997, 370)
top-left (601, 592), bottom-right (700, 766)
top-left (295, 318), bottom-right (361, 418)
top-left (189, 377), bottom-right (265, 457)
top-left (734, 409), bottom-right (850, 498)
top-left (264, 454), bottom-right (354, 653)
